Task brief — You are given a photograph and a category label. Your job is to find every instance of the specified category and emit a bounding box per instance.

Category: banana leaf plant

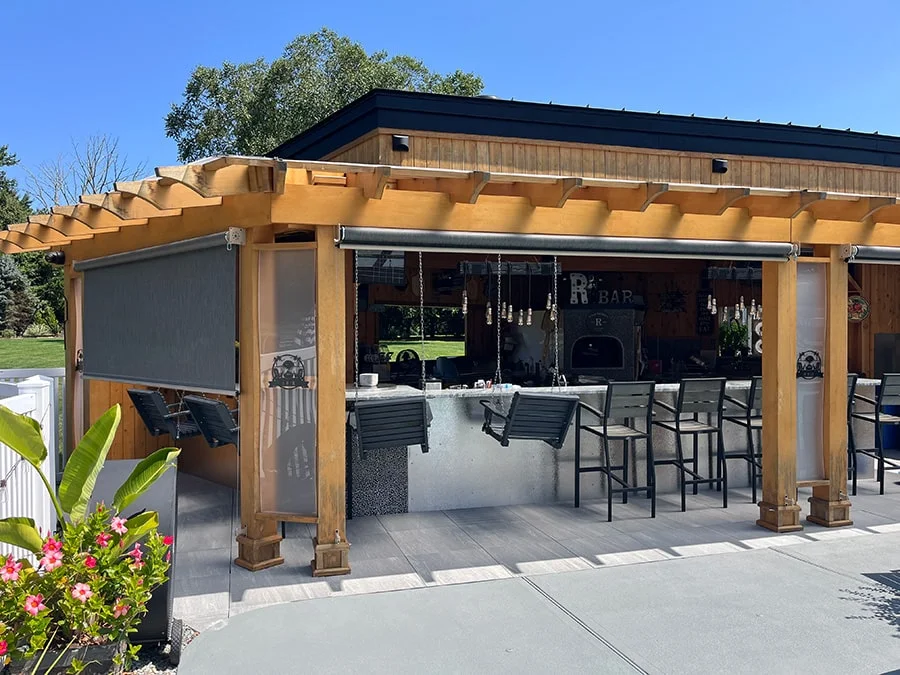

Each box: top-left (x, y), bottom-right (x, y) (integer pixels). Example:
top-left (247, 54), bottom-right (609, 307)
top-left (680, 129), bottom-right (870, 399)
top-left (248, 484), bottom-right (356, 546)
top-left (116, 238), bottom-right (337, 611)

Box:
top-left (0, 403), bottom-right (180, 555)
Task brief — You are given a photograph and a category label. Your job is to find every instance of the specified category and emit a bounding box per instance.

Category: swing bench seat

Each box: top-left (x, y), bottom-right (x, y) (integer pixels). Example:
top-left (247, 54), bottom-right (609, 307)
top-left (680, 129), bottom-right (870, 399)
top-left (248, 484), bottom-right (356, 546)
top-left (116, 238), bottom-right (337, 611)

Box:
top-left (183, 395), bottom-right (240, 448)
top-left (127, 389), bottom-right (202, 440)
top-left (353, 397), bottom-right (431, 458)
top-left (480, 392), bottom-right (580, 449)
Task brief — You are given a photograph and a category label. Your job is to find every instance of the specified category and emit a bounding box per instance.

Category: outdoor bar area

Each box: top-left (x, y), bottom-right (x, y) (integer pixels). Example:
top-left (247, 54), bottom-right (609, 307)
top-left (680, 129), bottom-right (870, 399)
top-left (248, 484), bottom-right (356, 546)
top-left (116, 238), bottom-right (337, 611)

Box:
top-left (5, 91), bottom-right (900, 576)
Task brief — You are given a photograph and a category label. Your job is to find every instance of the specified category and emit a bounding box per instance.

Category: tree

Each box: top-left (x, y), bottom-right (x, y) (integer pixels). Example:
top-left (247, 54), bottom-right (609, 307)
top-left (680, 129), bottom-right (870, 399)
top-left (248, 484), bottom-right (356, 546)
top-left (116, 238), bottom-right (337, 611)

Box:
top-left (26, 134), bottom-right (147, 212)
top-left (166, 28), bottom-right (484, 161)
top-left (0, 146), bottom-right (31, 229)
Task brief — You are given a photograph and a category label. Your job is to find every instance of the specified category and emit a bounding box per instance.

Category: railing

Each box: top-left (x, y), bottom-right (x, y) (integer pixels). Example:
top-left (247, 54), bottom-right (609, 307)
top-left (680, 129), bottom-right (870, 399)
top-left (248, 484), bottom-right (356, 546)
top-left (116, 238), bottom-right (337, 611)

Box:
top-left (0, 368), bottom-right (65, 463)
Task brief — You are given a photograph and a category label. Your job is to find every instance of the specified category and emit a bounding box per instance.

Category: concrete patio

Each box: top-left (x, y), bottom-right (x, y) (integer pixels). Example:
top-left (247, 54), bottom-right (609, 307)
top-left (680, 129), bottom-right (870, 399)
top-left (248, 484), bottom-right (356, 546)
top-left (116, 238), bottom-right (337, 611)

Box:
top-left (172, 469), bottom-right (900, 634)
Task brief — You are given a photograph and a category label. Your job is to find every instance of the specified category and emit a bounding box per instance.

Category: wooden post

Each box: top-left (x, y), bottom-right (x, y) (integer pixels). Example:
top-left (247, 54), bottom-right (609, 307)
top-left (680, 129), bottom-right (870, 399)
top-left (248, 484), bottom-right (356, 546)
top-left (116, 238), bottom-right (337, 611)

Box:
top-left (758, 259), bottom-right (802, 532)
top-left (235, 225), bottom-right (284, 571)
top-left (808, 245), bottom-right (852, 526)
top-left (64, 264), bottom-right (84, 454)
top-left (312, 225), bottom-right (350, 576)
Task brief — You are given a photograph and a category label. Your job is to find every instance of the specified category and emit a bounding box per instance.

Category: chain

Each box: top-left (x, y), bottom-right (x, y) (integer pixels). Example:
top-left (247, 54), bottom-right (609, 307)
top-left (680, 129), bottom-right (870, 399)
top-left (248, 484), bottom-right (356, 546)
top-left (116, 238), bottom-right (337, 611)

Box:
top-left (418, 251), bottom-right (426, 390)
top-left (552, 256), bottom-right (560, 388)
top-left (495, 253), bottom-right (502, 388)
top-left (353, 251), bottom-right (360, 402)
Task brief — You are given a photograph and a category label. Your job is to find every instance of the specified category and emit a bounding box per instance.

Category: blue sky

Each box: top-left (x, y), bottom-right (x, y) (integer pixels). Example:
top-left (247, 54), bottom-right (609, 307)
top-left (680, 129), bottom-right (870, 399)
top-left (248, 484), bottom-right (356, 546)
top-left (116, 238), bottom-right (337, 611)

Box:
top-left (3, 0), bottom-right (900, 191)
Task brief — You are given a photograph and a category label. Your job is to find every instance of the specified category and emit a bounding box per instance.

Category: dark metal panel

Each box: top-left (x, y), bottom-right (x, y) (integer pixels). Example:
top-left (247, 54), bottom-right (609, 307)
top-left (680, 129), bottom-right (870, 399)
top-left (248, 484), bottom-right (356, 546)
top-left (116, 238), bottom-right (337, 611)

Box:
top-left (74, 233), bottom-right (227, 272)
top-left (336, 226), bottom-right (796, 261)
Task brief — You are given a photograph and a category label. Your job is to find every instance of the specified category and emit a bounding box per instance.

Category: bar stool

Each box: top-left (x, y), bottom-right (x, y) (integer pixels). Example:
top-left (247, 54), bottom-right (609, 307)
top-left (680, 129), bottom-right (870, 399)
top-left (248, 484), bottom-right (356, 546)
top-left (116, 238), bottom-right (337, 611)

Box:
top-left (575, 382), bottom-right (656, 521)
top-left (847, 373), bottom-right (858, 489)
top-left (850, 372), bottom-right (900, 495)
top-left (652, 378), bottom-right (728, 511)
top-left (722, 376), bottom-right (762, 504)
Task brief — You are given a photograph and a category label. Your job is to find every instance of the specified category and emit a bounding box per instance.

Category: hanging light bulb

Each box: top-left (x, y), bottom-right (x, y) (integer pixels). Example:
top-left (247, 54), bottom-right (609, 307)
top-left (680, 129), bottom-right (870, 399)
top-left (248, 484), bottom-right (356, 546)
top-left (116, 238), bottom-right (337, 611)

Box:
top-left (508, 303), bottom-right (515, 323)
top-left (501, 301), bottom-right (507, 321)
top-left (711, 298), bottom-right (717, 316)
top-left (707, 294), bottom-right (712, 312)
top-left (486, 301), bottom-right (492, 325)
top-left (526, 307), bottom-right (533, 326)
top-left (546, 292), bottom-right (552, 311)
top-left (462, 290), bottom-right (468, 316)
top-left (739, 295), bottom-right (745, 313)
top-left (750, 298), bottom-right (757, 320)
top-left (518, 307), bottom-right (524, 326)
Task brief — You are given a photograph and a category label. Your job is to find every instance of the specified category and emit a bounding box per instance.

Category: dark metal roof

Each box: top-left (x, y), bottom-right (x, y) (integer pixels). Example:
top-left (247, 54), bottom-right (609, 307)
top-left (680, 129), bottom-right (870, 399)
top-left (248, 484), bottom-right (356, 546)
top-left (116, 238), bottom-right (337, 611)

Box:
top-left (268, 90), bottom-right (900, 169)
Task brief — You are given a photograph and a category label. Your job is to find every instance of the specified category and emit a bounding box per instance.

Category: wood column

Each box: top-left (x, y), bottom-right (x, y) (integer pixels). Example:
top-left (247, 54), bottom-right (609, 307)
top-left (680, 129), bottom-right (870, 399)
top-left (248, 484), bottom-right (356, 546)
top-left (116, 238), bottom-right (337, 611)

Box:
top-left (312, 225), bottom-right (350, 576)
top-left (758, 259), bottom-right (802, 532)
top-left (808, 245), bottom-right (852, 526)
top-left (64, 264), bottom-right (83, 455)
top-left (235, 226), bottom-right (284, 571)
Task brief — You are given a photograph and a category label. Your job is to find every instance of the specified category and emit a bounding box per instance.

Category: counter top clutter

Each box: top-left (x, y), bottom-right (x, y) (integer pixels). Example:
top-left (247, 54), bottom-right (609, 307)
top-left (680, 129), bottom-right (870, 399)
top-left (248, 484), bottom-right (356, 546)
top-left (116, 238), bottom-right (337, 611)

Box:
top-left (347, 379), bottom-right (882, 401)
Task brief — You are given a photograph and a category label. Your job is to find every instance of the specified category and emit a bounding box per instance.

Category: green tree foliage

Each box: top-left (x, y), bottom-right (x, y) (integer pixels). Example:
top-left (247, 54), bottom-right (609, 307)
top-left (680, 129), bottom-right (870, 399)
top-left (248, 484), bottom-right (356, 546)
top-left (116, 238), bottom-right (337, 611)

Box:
top-left (0, 256), bottom-right (35, 335)
top-left (0, 146), bottom-right (31, 229)
top-left (166, 28), bottom-right (484, 161)
top-left (379, 306), bottom-right (464, 340)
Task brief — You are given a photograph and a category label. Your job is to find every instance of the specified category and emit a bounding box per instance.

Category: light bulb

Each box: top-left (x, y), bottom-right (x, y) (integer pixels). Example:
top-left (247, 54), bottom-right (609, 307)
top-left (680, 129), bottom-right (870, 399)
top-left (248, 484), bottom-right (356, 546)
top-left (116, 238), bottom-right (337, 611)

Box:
top-left (501, 302), bottom-right (507, 320)
top-left (486, 302), bottom-right (492, 325)
top-left (711, 299), bottom-right (717, 315)
top-left (740, 296), bottom-right (745, 312)
top-left (707, 294), bottom-right (712, 311)
top-left (518, 308), bottom-right (524, 326)
top-left (546, 293), bottom-right (552, 310)
top-left (526, 308), bottom-right (533, 326)
top-left (508, 304), bottom-right (514, 322)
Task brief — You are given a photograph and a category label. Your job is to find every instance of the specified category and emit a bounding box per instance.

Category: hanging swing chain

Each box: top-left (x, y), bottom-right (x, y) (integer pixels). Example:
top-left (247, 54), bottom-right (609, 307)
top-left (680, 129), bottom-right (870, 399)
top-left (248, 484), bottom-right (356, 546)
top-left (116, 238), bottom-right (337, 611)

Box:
top-left (353, 250), bottom-right (360, 402)
top-left (495, 253), bottom-right (503, 388)
top-left (552, 256), bottom-right (560, 389)
top-left (418, 251), bottom-right (427, 392)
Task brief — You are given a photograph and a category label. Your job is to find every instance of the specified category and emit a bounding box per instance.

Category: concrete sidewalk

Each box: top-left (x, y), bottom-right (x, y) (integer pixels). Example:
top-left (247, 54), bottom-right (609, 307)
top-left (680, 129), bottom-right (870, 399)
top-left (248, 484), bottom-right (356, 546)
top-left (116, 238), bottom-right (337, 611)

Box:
top-left (179, 532), bottom-right (900, 674)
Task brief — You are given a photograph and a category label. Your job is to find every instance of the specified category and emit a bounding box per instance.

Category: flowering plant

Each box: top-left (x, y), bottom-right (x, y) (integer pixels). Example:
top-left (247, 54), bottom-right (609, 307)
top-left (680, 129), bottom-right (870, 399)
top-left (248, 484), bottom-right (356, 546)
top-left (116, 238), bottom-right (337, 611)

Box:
top-left (0, 404), bottom-right (180, 671)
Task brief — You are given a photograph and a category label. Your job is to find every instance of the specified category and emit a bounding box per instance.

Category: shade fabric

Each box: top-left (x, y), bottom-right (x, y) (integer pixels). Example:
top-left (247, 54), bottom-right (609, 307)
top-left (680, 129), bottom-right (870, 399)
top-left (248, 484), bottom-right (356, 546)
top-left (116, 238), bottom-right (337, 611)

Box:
top-left (75, 233), bottom-right (237, 394)
top-left (843, 244), bottom-right (900, 265)
top-left (336, 227), bottom-right (797, 261)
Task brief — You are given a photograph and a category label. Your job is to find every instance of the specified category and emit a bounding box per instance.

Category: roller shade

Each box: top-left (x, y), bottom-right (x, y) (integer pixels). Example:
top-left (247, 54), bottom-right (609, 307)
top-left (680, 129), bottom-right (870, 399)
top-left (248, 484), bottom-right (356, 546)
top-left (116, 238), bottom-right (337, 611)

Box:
top-left (842, 244), bottom-right (900, 265)
top-left (74, 233), bottom-right (237, 395)
top-left (336, 227), bottom-right (798, 261)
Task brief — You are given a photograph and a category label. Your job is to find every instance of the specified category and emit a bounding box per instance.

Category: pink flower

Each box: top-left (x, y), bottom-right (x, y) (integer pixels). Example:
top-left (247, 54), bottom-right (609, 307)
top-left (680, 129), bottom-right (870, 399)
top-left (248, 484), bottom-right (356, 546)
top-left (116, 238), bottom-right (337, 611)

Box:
top-left (113, 600), bottom-right (130, 618)
top-left (95, 532), bottom-right (112, 548)
top-left (84, 555), bottom-right (97, 569)
top-left (0, 640), bottom-right (7, 656)
top-left (24, 594), bottom-right (46, 616)
top-left (127, 543), bottom-right (143, 562)
top-left (132, 560), bottom-right (145, 570)
top-left (162, 535), bottom-right (174, 546)
top-left (1, 557), bottom-right (22, 582)
top-left (136, 578), bottom-right (143, 586)
top-left (165, 550), bottom-right (171, 563)
top-left (42, 536), bottom-right (62, 555)
top-left (110, 517), bottom-right (127, 535)
top-left (39, 550), bottom-right (63, 572)
top-left (71, 583), bottom-right (93, 603)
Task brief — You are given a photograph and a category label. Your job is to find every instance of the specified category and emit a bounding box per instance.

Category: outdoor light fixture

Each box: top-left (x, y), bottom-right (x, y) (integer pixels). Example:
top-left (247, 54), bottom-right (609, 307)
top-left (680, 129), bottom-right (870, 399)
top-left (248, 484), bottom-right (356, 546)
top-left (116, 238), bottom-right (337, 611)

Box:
top-left (712, 158), bottom-right (729, 174)
top-left (392, 135), bottom-right (410, 152)
top-left (45, 251), bottom-right (65, 265)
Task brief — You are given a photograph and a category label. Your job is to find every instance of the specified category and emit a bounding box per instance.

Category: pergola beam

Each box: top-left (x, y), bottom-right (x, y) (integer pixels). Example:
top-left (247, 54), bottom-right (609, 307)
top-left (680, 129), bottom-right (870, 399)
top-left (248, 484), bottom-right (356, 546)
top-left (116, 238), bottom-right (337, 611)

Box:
top-left (155, 163), bottom-right (275, 197)
top-left (439, 171), bottom-right (491, 204)
top-left (790, 190), bottom-right (827, 218)
top-left (0, 230), bottom-right (50, 251)
top-left (52, 204), bottom-right (139, 232)
top-left (80, 192), bottom-right (182, 221)
top-left (9, 223), bottom-right (74, 246)
top-left (115, 179), bottom-right (223, 211)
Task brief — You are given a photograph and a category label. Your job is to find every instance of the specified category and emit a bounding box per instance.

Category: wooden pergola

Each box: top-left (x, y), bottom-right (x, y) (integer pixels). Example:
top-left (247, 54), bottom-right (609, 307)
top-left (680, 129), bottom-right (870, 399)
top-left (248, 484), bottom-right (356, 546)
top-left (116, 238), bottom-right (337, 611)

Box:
top-left (5, 155), bottom-right (894, 574)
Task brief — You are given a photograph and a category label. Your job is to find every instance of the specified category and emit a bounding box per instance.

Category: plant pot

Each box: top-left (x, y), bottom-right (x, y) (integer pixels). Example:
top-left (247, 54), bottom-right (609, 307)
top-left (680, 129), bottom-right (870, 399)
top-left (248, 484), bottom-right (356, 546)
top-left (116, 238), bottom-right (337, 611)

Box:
top-left (4, 640), bottom-right (126, 675)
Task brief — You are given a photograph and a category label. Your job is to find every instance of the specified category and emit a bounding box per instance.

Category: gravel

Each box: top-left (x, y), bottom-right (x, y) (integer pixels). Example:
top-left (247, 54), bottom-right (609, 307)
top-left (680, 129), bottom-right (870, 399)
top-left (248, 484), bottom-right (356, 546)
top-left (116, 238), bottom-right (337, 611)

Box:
top-left (126, 623), bottom-right (199, 675)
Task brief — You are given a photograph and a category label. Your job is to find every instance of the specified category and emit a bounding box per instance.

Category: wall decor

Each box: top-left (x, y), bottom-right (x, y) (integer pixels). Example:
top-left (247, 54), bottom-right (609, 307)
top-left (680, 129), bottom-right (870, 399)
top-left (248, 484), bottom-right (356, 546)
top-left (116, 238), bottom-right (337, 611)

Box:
top-left (848, 294), bottom-right (870, 323)
top-left (658, 283), bottom-right (687, 313)
top-left (796, 350), bottom-right (823, 379)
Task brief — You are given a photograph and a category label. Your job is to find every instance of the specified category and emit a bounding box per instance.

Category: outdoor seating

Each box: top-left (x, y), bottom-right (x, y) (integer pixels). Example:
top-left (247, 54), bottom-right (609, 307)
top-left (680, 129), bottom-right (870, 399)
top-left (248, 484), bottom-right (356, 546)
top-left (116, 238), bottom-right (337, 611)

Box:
top-left (849, 372), bottom-right (900, 495)
top-left (182, 395), bottom-right (240, 448)
top-left (480, 391), bottom-right (579, 449)
top-left (847, 373), bottom-right (858, 488)
top-left (723, 376), bottom-right (763, 503)
top-left (652, 377), bottom-right (728, 511)
top-left (575, 381), bottom-right (656, 520)
top-left (352, 397), bottom-right (431, 458)
top-left (127, 389), bottom-right (201, 441)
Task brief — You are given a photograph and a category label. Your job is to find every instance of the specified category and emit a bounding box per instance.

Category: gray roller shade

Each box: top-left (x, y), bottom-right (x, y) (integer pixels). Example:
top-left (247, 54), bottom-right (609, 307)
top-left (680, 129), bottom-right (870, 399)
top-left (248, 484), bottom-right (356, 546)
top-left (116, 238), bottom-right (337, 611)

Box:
top-left (843, 244), bottom-right (900, 265)
top-left (336, 227), bottom-right (798, 261)
top-left (75, 234), bottom-right (237, 395)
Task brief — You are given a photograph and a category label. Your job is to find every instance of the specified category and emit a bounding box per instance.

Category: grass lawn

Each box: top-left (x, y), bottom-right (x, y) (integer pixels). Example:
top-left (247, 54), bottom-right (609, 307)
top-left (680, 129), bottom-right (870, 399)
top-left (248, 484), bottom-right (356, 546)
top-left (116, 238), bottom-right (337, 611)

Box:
top-left (0, 338), bottom-right (65, 369)
top-left (380, 338), bottom-right (465, 361)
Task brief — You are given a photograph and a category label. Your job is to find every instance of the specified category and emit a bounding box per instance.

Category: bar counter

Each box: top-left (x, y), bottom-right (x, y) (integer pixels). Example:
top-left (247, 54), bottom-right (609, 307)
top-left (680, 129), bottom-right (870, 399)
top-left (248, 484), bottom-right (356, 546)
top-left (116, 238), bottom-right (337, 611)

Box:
top-left (345, 380), bottom-right (878, 516)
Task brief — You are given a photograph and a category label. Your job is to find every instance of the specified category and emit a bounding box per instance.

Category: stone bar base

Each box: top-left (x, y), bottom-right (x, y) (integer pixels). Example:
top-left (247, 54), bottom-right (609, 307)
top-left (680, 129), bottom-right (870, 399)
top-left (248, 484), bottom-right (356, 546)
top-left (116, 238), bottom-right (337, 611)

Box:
top-left (311, 537), bottom-right (351, 577)
top-left (807, 496), bottom-right (853, 527)
top-left (757, 502), bottom-right (803, 532)
top-left (235, 534), bottom-right (284, 571)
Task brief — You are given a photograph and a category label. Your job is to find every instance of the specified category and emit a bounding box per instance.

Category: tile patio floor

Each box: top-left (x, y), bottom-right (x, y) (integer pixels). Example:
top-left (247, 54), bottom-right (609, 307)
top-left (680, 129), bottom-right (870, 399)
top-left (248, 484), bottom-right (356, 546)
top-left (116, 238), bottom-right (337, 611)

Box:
top-left (173, 472), bottom-right (900, 632)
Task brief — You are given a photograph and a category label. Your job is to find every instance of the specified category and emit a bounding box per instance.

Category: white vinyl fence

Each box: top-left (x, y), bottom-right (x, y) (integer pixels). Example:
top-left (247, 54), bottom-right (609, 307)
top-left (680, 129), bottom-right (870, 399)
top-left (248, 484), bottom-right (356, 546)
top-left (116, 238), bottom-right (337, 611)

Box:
top-left (0, 368), bottom-right (65, 464)
top-left (0, 376), bottom-right (58, 563)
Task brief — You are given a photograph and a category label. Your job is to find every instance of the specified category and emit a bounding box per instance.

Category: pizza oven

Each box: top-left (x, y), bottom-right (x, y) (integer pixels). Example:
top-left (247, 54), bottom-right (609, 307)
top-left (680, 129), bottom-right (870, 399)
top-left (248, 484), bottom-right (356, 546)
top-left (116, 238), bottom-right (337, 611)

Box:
top-left (563, 309), bottom-right (640, 381)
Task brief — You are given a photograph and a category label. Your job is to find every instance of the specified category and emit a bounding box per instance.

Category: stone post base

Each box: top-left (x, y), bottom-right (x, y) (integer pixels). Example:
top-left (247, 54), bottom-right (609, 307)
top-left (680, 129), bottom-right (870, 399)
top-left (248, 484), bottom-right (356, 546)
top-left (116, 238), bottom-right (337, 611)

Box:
top-left (311, 537), bottom-right (351, 577)
top-left (807, 496), bottom-right (852, 527)
top-left (757, 502), bottom-right (803, 532)
top-left (234, 533), bottom-right (284, 571)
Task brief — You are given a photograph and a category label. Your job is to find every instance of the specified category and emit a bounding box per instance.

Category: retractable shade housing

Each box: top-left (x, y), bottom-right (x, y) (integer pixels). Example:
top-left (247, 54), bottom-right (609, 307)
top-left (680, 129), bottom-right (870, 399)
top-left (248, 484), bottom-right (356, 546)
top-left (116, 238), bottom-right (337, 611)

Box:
top-left (336, 227), bottom-right (798, 261)
top-left (74, 233), bottom-right (237, 395)
top-left (842, 244), bottom-right (900, 265)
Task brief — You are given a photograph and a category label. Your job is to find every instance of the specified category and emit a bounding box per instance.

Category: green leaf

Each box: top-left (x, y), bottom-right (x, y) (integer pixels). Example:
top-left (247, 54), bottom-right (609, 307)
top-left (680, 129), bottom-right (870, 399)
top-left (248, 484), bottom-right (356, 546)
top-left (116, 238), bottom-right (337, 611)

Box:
top-left (0, 404), bottom-right (46, 468)
top-left (0, 516), bottom-right (43, 554)
top-left (112, 447), bottom-right (180, 513)
top-left (59, 405), bottom-right (121, 522)
top-left (122, 511), bottom-right (159, 548)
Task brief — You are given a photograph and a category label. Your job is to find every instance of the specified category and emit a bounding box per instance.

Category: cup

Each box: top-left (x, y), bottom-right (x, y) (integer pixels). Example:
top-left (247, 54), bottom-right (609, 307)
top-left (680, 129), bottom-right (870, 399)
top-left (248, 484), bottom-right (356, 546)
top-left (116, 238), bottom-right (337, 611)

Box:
top-left (359, 373), bottom-right (379, 387)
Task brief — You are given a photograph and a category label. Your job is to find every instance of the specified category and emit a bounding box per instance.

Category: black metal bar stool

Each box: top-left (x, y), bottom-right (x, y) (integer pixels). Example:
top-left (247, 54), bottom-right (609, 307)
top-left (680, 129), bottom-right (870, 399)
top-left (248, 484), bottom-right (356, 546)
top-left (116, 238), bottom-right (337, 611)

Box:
top-left (652, 378), bottom-right (728, 511)
top-left (847, 373), bottom-right (858, 489)
top-left (723, 376), bottom-right (762, 503)
top-left (850, 372), bottom-right (900, 495)
top-left (575, 381), bottom-right (656, 521)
